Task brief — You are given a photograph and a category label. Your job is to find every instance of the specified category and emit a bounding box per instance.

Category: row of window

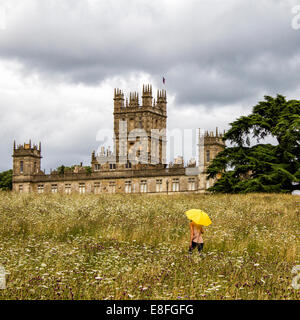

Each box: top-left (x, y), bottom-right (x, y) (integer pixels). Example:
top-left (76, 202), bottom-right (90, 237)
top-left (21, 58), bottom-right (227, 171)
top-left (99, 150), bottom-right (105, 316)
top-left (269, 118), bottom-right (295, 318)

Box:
top-left (19, 178), bottom-right (196, 194)
top-left (94, 161), bottom-right (132, 171)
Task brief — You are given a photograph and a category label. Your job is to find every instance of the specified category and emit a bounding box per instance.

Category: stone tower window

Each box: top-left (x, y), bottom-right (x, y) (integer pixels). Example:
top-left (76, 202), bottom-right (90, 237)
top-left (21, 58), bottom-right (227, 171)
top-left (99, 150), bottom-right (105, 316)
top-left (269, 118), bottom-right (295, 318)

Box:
top-left (19, 185), bottom-right (23, 193)
top-left (34, 162), bottom-right (37, 173)
top-left (20, 161), bottom-right (24, 174)
top-left (125, 161), bottom-right (132, 169)
top-left (206, 150), bottom-right (210, 162)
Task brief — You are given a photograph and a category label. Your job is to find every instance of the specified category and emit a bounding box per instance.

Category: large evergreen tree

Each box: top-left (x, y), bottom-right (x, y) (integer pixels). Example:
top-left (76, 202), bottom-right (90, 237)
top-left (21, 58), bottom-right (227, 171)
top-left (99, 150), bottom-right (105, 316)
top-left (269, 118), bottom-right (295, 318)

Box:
top-left (0, 170), bottom-right (13, 191)
top-left (207, 94), bottom-right (300, 193)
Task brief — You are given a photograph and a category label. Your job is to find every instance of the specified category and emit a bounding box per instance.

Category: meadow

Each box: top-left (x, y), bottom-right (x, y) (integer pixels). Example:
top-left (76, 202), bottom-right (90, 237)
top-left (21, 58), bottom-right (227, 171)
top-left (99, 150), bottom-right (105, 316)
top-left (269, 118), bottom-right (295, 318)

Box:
top-left (0, 192), bottom-right (299, 300)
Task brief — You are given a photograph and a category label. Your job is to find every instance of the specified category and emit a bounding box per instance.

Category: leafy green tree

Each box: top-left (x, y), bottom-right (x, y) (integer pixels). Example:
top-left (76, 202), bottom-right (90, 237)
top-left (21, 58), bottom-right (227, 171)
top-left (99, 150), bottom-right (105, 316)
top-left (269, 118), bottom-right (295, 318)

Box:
top-left (207, 94), bottom-right (300, 193)
top-left (0, 170), bottom-right (13, 191)
top-left (57, 165), bottom-right (65, 175)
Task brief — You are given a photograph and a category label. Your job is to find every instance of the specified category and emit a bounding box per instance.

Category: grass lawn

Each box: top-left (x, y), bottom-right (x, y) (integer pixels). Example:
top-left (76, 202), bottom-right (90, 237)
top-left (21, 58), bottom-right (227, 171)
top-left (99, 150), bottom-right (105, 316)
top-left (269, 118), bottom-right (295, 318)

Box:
top-left (0, 192), bottom-right (299, 300)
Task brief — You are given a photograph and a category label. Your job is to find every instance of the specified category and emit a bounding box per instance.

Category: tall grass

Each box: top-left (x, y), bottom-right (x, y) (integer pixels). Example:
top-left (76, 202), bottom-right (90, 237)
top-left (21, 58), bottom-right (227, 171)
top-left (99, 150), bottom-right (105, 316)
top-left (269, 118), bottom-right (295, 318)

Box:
top-left (0, 192), bottom-right (299, 300)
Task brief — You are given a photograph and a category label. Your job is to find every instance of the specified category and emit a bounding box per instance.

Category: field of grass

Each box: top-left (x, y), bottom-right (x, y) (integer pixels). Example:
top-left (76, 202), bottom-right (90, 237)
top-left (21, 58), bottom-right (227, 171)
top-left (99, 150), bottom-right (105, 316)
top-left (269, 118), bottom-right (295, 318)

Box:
top-left (0, 192), bottom-right (299, 300)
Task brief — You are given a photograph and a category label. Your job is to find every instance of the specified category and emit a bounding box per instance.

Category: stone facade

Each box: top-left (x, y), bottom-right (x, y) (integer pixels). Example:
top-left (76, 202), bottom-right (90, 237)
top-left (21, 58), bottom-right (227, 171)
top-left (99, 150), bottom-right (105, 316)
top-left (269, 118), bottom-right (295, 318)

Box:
top-left (12, 84), bottom-right (225, 194)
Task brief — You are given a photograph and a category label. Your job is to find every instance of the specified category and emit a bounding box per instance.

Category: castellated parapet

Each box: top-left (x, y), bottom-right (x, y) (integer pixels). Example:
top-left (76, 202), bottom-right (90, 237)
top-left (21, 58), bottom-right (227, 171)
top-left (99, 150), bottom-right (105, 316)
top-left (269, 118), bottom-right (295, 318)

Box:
top-left (204, 128), bottom-right (226, 146)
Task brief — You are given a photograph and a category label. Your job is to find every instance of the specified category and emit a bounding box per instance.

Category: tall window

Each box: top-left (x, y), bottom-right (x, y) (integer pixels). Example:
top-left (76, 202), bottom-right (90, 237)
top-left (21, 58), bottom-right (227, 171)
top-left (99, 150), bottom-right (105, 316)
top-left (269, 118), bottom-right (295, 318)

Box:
top-left (125, 161), bottom-right (132, 169)
top-left (20, 161), bottom-right (24, 174)
top-left (188, 178), bottom-right (196, 191)
top-left (94, 182), bottom-right (101, 194)
top-left (156, 179), bottom-right (163, 192)
top-left (125, 181), bottom-right (132, 193)
top-left (172, 178), bottom-right (179, 192)
top-left (51, 184), bottom-right (58, 193)
top-left (19, 185), bottom-right (23, 193)
top-left (206, 150), bottom-right (210, 162)
top-left (79, 183), bottom-right (86, 194)
top-left (140, 180), bottom-right (147, 193)
top-left (109, 181), bottom-right (116, 194)
top-left (65, 184), bottom-right (71, 194)
top-left (34, 162), bottom-right (37, 173)
top-left (37, 185), bottom-right (44, 194)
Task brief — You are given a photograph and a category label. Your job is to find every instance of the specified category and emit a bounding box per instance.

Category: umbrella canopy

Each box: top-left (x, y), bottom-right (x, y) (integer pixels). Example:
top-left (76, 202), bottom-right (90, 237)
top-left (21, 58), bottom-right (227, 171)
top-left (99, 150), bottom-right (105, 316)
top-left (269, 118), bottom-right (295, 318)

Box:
top-left (185, 209), bottom-right (212, 226)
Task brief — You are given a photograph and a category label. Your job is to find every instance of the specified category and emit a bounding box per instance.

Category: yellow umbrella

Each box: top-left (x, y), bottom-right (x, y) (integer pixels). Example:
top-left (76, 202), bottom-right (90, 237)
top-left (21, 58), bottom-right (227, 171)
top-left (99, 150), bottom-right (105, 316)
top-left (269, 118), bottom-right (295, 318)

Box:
top-left (185, 209), bottom-right (212, 226)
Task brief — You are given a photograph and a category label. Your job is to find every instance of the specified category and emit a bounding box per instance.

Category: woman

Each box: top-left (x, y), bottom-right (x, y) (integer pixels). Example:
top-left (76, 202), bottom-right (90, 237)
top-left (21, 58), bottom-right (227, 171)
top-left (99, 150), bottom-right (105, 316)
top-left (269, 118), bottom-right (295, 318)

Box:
top-left (189, 220), bottom-right (204, 253)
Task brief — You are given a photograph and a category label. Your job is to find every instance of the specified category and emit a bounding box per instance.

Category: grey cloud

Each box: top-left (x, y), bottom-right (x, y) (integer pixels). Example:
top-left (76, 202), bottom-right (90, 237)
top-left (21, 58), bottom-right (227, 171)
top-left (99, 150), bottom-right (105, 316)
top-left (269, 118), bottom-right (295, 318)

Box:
top-left (1, 0), bottom-right (300, 171)
top-left (1, 0), bottom-right (299, 106)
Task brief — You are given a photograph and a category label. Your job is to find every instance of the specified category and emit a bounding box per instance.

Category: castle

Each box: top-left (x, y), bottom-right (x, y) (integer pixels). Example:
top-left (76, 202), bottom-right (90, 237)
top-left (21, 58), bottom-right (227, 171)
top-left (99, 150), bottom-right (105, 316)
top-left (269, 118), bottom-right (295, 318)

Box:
top-left (12, 84), bottom-right (225, 194)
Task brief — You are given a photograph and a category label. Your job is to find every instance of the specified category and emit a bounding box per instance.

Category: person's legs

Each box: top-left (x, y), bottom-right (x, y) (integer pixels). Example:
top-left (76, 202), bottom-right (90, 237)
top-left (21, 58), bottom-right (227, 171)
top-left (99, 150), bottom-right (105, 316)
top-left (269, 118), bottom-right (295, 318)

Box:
top-left (189, 241), bottom-right (197, 253)
top-left (197, 243), bottom-right (204, 253)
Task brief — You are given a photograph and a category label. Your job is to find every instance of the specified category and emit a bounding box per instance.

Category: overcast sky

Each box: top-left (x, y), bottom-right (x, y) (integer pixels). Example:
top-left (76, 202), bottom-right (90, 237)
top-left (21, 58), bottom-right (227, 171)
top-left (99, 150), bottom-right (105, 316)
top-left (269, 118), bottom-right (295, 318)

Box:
top-left (1, 0), bottom-right (300, 171)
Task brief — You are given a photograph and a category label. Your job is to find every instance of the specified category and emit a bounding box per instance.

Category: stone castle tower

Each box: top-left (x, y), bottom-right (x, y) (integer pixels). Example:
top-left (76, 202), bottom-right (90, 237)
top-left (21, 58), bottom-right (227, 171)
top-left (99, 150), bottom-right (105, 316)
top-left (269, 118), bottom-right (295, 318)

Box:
top-left (113, 84), bottom-right (167, 168)
top-left (198, 128), bottom-right (226, 189)
top-left (12, 141), bottom-right (42, 193)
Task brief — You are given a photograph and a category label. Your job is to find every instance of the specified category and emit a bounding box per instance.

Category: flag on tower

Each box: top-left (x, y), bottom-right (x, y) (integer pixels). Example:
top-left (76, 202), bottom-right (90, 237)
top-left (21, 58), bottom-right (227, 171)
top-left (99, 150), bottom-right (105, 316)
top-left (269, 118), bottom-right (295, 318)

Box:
top-left (163, 77), bottom-right (165, 85)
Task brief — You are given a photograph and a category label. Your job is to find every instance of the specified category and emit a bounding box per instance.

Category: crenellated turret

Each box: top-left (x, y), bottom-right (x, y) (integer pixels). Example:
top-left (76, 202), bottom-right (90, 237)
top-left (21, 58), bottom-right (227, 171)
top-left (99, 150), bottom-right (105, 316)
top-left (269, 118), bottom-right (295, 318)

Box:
top-left (204, 127), bottom-right (226, 145)
top-left (142, 84), bottom-right (153, 107)
top-left (129, 92), bottom-right (139, 107)
top-left (156, 89), bottom-right (167, 115)
top-left (12, 140), bottom-right (42, 176)
top-left (114, 88), bottom-right (125, 110)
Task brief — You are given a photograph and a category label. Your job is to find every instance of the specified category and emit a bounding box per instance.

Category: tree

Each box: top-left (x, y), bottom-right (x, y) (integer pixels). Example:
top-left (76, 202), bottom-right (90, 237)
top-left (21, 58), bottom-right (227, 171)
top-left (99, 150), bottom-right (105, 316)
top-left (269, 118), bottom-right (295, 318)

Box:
top-left (207, 94), bottom-right (300, 193)
top-left (0, 170), bottom-right (13, 191)
top-left (57, 165), bottom-right (65, 176)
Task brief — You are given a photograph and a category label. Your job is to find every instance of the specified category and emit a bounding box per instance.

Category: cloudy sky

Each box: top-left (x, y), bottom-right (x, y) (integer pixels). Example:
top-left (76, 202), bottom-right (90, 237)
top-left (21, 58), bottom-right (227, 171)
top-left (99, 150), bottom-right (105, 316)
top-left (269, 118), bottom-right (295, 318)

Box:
top-left (0, 0), bottom-right (300, 171)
